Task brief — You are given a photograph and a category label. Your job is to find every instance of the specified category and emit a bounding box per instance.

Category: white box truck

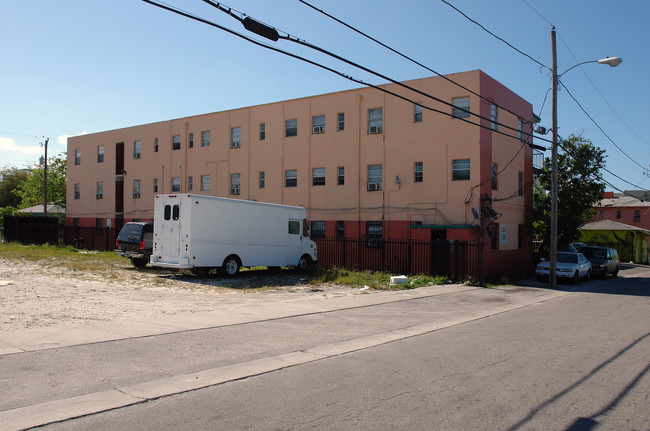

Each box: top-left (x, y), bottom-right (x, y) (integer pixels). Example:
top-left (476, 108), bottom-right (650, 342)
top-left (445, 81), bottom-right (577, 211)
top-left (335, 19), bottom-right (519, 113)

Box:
top-left (150, 194), bottom-right (317, 275)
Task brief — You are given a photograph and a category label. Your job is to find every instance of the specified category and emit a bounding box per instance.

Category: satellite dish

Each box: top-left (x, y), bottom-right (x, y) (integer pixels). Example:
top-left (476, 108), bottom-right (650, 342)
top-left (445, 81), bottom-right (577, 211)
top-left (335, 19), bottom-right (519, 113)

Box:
top-left (471, 208), bottom-right (479, 220)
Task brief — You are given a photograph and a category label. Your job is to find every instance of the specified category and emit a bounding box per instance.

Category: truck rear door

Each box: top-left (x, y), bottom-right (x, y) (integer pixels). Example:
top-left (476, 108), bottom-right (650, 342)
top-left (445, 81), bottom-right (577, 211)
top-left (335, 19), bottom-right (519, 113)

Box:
top-left (158, 200), bottom-right (182, 263)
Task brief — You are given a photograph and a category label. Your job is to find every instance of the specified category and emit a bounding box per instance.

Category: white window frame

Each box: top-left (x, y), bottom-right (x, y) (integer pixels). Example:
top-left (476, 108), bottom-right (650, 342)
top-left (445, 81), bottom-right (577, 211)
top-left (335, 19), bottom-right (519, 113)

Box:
top-left (414, 104), bottom-right (423, 123)
top-left (452, 159), bottom-right (471, 181)
top-left (285, 119), bottom-right (298, 137)
top-left (201, 131), bottom-right (210, 147)
top-left (452, 96), bottom-right (470, 119)
top-left (367, 164), bottom-right (383, 190)
top-left (312, 168), bottom-right (326, 186)
top-left (200, 175), bottom-right (210, 192)
top-left (312, 115), bottom-right (325, 134)
top-left (368, 108), bottom-right (383, 134)
top-left (491, 104), bottom-right (498, 130)
top-left (231, 127), bottom-right (241, 148)
top-left (285, 169), bottom-right (297, 188)
top-left (171, 177), bottom-right (181, 192)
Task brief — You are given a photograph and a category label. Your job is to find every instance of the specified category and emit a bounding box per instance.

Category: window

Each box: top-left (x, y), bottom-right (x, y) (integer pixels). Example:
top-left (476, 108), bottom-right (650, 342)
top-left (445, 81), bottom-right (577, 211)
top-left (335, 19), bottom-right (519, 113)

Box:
top-left (634, 210), bottom-right (641, 222)
top-left (201, 175), bottom-right (210, 192)
top-left (133, 180), bottom-right (141, 198)
top-left (367, 164), bottom-right (383, 190)
top-left (97, 146), bottom-right (104, 163)
top-left (616, 210), bottom-right (621, 219)
top-left (368, 108), bottom-right (383, 134)
top-left (231, 127), bottom-right (241, 148)
top-left (164, 205), bottom-right (171, 221)
top-left (201, 131), bottom-right (210, 147)
top-left (312, 168), bottom-right (325, 186)
top-left (285, 119), bottom-right (297, 137)
top-left (366, 221), bottom-right (383, 248)
top-left (518, 119), bottom-right (524, 142)
top-left (288, 220), bottom-right (300, 235)
top-left (491, 163), bottom-right (498, 190)
top-left (95, 218), bottom-right (103, 235)
top-left (452, 159), bottom-right (470, 181)
top-left (518, 224), bottom-right (524, 249)
top-left (414, 104), bottom-right (423, 123)
top-left (133, 140), bottom-right (141, 159)
top-left (230, 173), bottom-right (240, 195)
top-left (74, 149), bottom-right (81, 165)
top-left (452, 96), bottom-right (470, 119)
top-left (259, 171), bottom-right (265, 189)
top-left (172, 204), bottom-right (180, 221)
top-left (172, 135), bottom-right (181, 150)
top-left (171, 177), bottom-right (180, 192)
top-left (518, 171), bottom-right (524, 196)
top-left (312, 115), bottom-right (325, 134)
top-left (189, 133), bottom-right (194, 148)
top-left (337, 221), bottom-right (345, 238)
top-left (337, 167), bottom-right (345, 186)
top-left (311, 221), bottom-right (325, 238)
top-left (153, 178), bottom-right (158, 193)
top-left (491, 104), bottom-right (498, 130)
top-left (337, 112), bottom-right (345, 131)
top-left (259, 123), bottom-right (265, 140)
top-left (285, 170), bottom-right (297, 188)
top-left (154, 137), bottom-right (159, 153)
top-left (414, 162), bottom-right (423, 183)
top-left (96, 182), bottom-right (103, 199)
top-left (74, 183), bottom-right (80, 200)
top-left (73, 218), bottom-right (80, 228)
top-left (188, 176), bottom-right (193, 192)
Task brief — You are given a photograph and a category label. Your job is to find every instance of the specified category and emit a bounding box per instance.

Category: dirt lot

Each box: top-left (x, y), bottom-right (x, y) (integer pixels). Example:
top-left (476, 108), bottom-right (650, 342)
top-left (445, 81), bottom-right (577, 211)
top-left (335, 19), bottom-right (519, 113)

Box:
top-left (0, 258), bottom-right (362, 332)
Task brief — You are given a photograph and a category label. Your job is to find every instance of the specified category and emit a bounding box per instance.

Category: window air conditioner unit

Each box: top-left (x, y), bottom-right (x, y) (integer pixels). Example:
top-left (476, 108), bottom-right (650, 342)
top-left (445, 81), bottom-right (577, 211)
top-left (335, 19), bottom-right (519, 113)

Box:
top-left (133, 192), bottom-right (140, 198)
top-left (367, 183), bottom-right (382, 191)
top-left (96, 193), bottom-right (103, 199)
top-left (231, 141), bottom-right (241, 148)
top-left (368, 125), bottom-right (383, 134)
top-left (230, 187), bottom-right (240, 195)
top-left (312, 125), bottom-right (324, 134)
top-left (133, 153), bottom-right (141, 159)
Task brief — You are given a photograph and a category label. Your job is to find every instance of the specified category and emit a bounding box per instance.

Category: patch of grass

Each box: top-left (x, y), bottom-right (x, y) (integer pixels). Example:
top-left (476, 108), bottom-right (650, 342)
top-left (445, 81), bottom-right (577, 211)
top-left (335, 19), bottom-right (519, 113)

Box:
top-left (0, 242), bottom-right (124, 273)
top-left (306, 266), bottom-right (449, 290)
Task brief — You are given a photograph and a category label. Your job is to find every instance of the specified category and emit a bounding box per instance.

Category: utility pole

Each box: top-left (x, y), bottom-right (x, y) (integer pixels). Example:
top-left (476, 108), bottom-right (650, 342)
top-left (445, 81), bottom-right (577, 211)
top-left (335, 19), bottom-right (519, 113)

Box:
top-left (550, 27), bottom-right (558, 289)
top-left (43, 137), bottom-right (49, 218)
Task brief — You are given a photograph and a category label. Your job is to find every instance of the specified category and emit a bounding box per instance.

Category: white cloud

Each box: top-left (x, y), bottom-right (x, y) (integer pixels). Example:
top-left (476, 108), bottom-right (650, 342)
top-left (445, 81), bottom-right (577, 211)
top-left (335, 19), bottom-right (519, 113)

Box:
top-left (56, 131), bottom-right (87, 146)
top-left (0, 137), bottom-right (42, 155)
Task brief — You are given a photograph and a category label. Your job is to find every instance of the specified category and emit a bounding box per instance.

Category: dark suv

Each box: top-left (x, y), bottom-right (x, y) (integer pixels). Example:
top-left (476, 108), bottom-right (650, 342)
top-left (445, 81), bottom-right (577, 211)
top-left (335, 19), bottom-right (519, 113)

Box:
top-left (115, 222), bottom-right (153, 268)
top-left (580, 246), bottom-right (620, 278)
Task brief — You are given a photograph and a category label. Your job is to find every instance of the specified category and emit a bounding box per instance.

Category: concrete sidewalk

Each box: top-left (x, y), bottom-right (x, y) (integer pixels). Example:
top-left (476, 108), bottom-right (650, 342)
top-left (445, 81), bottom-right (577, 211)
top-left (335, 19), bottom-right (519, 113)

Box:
top-left (0, 284), bottom-right (478, 355)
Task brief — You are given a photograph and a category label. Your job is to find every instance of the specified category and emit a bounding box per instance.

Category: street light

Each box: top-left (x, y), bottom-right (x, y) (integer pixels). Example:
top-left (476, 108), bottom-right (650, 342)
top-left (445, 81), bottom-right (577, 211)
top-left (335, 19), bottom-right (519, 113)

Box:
top-left (549, 26), bottom-right (621, 288)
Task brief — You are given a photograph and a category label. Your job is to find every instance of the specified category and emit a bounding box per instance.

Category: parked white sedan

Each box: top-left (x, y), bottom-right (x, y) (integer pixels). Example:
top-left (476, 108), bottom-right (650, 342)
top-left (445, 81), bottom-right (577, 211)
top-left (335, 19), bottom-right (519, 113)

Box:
top-left (535, 252), bottom-right (592, 284)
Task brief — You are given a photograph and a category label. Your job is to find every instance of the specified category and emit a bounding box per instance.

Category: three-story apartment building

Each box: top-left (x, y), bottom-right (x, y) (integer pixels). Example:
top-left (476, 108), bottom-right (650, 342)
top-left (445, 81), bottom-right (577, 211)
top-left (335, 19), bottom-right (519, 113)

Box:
top-left (67, 70), bottom-right (535, 276)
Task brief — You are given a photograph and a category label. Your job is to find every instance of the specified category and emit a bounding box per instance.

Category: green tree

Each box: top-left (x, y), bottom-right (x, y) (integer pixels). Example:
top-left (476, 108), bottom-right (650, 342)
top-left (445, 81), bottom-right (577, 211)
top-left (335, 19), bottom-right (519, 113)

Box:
top-left (14, 155), bottom-right (67, 209)
top-left (0, 167), bottom-right (30, 208)
top-left (533, 134), bottom-right (606, 259)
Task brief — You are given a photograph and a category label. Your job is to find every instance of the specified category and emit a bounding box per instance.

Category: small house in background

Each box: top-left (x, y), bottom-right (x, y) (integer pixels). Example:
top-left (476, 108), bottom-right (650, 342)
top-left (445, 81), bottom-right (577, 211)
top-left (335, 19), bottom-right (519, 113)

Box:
top-left (580, 219), bottom-right (649, 264)
top-left (18, 204), bottom-right (66, 217)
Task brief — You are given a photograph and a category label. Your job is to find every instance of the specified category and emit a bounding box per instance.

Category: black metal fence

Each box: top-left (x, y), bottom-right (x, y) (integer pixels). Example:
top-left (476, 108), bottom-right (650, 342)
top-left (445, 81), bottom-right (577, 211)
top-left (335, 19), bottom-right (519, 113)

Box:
top-left (314, 237), bottom-right (483, 281)
top-left (2, 219), bottom-right (483, 280)
top-left (2, 215), bottom-right (58, 245)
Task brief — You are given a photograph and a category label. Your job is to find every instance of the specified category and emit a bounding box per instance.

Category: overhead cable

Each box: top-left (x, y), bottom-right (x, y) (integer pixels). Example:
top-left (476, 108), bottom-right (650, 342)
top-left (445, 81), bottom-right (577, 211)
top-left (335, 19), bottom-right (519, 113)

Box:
top-left (297, 0), bottom-right (534, 127)
top-left (141, 0), bottom-right (554, 147)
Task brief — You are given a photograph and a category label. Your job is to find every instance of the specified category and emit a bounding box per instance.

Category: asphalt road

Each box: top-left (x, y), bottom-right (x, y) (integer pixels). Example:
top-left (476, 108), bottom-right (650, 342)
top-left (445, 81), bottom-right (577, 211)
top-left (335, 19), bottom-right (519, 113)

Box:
top-left (3, 265), bottom-right (649, 430)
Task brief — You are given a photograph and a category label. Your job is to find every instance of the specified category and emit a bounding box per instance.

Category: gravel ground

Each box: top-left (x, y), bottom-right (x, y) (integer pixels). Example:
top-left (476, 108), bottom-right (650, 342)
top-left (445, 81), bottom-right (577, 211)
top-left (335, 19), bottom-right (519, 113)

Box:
top-left (0, 258), bottom-right (363, 332)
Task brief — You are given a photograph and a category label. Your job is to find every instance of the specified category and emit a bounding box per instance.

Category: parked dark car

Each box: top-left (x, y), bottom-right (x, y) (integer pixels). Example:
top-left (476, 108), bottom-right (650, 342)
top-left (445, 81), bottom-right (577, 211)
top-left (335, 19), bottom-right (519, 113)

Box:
top-left (580, 246), bottom-right (620, 278)
top-left (115, 222), bottom-right (153, 268)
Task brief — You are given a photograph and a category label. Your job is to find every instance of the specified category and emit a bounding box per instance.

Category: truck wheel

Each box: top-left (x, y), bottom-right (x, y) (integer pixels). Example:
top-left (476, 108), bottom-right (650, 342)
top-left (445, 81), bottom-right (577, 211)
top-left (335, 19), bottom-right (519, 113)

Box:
top-left (297, 255), bottom-right (311, 271)
top-left (222, 256), bottom-right (240, 276)
top-left (130, 258), bottom-right (148, 268)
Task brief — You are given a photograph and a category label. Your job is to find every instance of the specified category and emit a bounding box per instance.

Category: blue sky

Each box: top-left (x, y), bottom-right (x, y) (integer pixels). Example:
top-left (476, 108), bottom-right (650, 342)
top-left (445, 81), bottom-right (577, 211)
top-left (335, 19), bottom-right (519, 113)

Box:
top-left (1, 0), bottom-right (648, 192)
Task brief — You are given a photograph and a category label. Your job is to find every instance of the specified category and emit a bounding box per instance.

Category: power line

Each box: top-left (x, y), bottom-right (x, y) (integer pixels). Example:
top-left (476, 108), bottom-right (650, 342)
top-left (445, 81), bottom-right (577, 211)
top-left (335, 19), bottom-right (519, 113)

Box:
top-left (439, 0), bottom-right (548, 69)
top-left (141, 0), bottom-right (554, 148)
top-left (202, 0), bottom-right (541, 145)
top-left (297, 0), bottom-right (535, 128)
top-left (561, 83), bottom-right (648, 172)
